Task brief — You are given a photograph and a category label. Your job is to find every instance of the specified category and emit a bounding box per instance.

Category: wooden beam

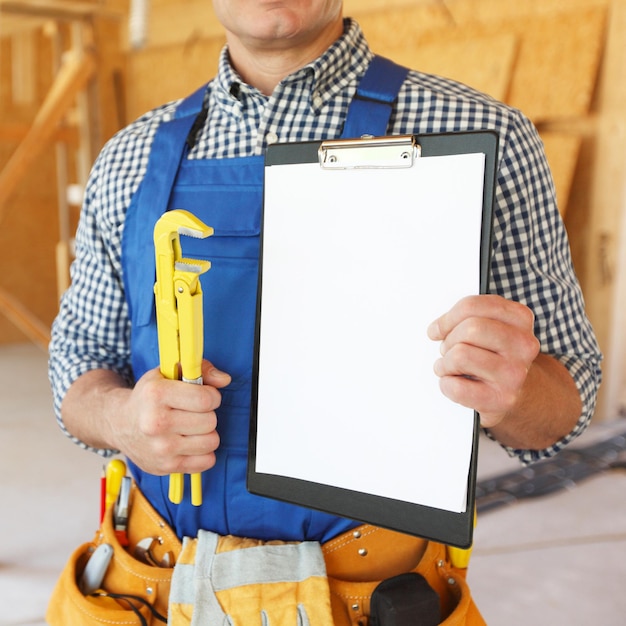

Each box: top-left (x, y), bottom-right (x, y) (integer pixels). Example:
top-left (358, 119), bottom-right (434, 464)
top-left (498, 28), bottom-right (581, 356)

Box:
top-left (0, 47), bottom-right (95, 221)
top-left (10, 30), bottom-right (36, 104)
top-left (0, 0), bottom-right (104, 21)
top-left (0, 123), bottom-right (77, 144)
top-left (0, 14), bottom-right (47, 36)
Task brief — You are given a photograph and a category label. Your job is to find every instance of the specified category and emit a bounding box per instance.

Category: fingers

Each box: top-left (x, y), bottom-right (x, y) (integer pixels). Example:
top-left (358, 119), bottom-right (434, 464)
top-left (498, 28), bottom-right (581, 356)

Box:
top-left (162, 431), bottom-right (221, 475)
top-left (122, 364), bottom-right (231, 475)
top-left (436, 317), bottom-right (539, 367)
top-left (428, 295), bottom-right (540, 427)
top-left (428, 295), bottom-right (538, 368)
top-left (152, 398), bottom-right (219, 437)
top-left (433, 342), bottom-right (530, 418)
top-left (428, 294), bottom-right (535, 341)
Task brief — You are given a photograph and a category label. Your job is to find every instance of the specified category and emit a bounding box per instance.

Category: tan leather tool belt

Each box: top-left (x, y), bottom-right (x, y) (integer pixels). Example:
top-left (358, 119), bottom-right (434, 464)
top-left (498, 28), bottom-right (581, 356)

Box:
top-left (48, 483), bottom-right (485, 625)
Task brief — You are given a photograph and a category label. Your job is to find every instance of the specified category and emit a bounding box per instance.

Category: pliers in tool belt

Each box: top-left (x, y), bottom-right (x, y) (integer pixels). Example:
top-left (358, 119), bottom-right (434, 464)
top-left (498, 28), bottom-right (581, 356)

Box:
top-left (153, 209), bottom-right (213, 506)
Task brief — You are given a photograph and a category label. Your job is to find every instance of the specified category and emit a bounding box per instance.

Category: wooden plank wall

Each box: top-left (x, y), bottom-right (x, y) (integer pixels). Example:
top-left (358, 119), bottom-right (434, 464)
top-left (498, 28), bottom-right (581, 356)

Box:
top-left (1, 0), bottom-right (625, 419)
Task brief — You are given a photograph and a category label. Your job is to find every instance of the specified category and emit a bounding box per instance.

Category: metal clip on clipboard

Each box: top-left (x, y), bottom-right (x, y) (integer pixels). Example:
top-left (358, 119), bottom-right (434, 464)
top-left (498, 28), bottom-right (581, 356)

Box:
top-left (318, 135), bottom-right (421, 170)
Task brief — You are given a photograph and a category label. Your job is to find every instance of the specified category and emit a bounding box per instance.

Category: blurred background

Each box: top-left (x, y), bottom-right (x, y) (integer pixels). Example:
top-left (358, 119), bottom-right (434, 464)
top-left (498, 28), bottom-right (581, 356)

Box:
top-left (1, 0), bottom-right (625, 624)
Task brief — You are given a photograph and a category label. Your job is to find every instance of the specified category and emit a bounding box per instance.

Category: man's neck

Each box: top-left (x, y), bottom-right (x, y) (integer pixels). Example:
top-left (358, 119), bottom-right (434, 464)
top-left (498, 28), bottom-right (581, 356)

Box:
top-left (225, 19), bottom-right (344, 96)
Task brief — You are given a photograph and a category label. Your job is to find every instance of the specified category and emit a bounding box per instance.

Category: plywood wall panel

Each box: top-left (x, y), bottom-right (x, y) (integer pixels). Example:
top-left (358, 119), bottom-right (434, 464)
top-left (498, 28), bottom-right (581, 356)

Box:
top-left (344, 0), bottom-right (435, 15)
top-left (506, 7), bottom-right (607, 122)
top-left (581, 38), bottom-right (626, 419)
top-left (356, 5), bottom-right (452, 43)
top-left (126, 36), bottom-right (223, 120)
top-left (139, 0), bottom-right (222, 50)
top-left (380, 31), bottom-right (517, 102)
top-left (444, 0), bottom-right (609, 25)
top-left (93, 14), bottom-right (128, 141)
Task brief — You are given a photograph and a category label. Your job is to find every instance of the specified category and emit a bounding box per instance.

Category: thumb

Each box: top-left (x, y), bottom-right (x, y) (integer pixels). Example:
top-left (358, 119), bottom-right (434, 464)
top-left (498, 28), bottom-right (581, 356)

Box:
top-left (202, 360), bottom-right (232, 388)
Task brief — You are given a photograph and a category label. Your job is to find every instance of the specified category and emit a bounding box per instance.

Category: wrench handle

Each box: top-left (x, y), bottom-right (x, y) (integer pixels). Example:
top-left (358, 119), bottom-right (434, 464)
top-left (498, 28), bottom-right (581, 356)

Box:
top-left (169, 473), bottom-right (184, 505)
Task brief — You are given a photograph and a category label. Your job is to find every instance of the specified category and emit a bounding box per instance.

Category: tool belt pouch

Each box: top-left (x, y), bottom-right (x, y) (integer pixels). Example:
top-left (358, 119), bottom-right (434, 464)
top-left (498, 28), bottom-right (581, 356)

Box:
top-left (46, 484), bottom-right (181, 626)
top-left (323, 526), bottom-right (486, 626)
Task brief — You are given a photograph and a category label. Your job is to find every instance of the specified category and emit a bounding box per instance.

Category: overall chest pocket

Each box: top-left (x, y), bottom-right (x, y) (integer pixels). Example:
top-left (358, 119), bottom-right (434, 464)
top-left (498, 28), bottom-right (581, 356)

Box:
top-left (127, 156), bottom-right (264, 412)
top-left (170, 179), bottom-right (262, 386)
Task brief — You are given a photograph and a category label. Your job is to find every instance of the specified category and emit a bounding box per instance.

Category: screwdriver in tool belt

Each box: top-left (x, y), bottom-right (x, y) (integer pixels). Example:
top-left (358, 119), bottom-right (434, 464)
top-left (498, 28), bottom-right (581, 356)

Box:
top-left (100, 458), bottom-right (127, 522)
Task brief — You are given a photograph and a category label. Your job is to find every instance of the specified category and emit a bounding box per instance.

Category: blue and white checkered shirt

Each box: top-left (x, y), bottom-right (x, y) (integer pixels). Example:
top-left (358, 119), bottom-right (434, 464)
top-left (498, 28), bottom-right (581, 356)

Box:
top-left (49, 19), bottom-right (602, 465)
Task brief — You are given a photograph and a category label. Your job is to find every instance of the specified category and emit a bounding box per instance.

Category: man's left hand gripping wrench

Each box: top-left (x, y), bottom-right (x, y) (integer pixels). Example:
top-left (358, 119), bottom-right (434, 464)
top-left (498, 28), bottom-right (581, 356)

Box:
top-left (153, 209), bottom-right (213, 506)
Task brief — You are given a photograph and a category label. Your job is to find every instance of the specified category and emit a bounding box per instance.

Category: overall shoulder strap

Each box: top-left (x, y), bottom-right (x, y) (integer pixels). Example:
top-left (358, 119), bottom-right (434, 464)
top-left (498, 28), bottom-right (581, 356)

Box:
top-left (121, 83), bottom-right (210, 335)
top-left (137, 83), bottom-right (209, 219)
top-left (175, 83), bottom-right (207, 119)
top-left (341, 55), bottom-right (409, 139)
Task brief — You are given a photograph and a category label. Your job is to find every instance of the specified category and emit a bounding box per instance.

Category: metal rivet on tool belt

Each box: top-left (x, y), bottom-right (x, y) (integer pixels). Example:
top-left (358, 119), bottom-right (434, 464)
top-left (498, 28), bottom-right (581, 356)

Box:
top-left (146, 587), bottom-right (154, 595)
top-left (448, 578), bottom-right (456, 585)
top-left (358, 548), bottom-right (368, 556)
top-left (353, 530), bottom-right (361, 539)
top-left (437, 560), bottom-right (444, 567)
top-left (351, 604), bottom-right (360, 611)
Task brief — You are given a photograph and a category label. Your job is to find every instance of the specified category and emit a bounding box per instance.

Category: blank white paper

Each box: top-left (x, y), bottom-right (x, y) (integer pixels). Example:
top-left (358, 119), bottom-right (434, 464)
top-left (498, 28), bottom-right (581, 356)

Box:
top-left (256, 152), bottom-right (486, 513)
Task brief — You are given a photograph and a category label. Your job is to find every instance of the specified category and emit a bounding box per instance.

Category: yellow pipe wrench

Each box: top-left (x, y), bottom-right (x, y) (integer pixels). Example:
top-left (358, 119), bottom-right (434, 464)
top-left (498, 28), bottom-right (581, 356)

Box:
top-left (153, 209), bottom-right (213, 506)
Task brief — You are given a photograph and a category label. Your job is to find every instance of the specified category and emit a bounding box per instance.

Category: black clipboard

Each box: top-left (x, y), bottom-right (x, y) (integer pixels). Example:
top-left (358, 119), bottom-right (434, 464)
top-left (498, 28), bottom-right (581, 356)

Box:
top-left (248, 131), bottom-right (497, 549)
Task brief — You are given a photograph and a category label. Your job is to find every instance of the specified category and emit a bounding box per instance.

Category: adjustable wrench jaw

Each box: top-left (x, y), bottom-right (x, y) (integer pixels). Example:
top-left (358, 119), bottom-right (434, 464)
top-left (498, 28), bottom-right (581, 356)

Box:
top-left (153, 210), bottom-right (213, 381)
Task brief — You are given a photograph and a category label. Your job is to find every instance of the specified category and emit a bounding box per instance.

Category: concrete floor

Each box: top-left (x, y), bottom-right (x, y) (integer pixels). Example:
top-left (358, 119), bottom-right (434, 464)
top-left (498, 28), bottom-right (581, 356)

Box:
top-left (1, 342), bottom-right (626, 625)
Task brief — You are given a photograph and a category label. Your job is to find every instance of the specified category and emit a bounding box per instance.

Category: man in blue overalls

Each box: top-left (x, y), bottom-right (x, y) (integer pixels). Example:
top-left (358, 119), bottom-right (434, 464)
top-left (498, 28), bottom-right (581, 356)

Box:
top-left (49, 1), bottom-right (601, 623)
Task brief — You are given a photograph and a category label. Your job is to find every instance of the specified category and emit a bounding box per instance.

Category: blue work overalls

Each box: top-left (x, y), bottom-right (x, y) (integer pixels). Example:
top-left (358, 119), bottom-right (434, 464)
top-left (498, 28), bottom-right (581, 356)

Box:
top-left (121, 56), bottom-right (408, 543)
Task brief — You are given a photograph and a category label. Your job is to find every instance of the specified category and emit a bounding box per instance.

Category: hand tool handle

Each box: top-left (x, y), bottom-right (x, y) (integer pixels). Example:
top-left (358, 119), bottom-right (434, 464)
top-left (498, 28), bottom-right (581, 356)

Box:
top-left (169, 473), bottom-right (184, 504)
top-left (175, 273), bottom-right (206, 506)
top-left (105, 459), bottom-right (127, 512)
top-left (191, 473), bottom-right (203, 507)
